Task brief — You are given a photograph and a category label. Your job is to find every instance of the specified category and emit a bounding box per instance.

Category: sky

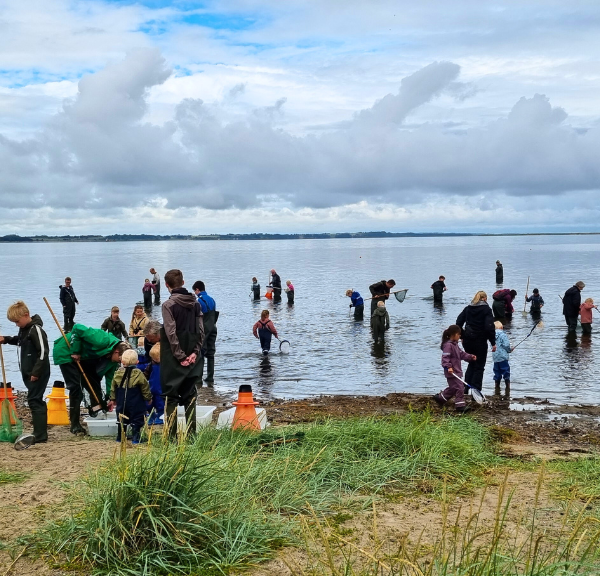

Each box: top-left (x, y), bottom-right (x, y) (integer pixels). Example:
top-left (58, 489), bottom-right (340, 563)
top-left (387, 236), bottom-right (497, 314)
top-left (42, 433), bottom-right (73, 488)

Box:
top-left (1, 0), bottom-right (600, 235)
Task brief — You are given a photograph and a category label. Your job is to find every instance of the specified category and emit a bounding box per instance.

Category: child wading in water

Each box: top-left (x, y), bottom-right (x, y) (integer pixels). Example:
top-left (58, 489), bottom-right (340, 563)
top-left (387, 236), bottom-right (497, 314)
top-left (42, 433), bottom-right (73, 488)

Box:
top-left (433, 325), bottom-right (476, 413)
top-left (371, 300), bottom-right (390, 343)
top-left (346, 289), bottom-right (364, 321)
top-left (493, 321), bottom-right (513, 396)
top-left (108, 349), bottom-right (152, 444)
top-left (253, 310), bottom-right (278, 354)
top-left (525, 288), bottom-right (544, 317)
top-left (285, 280), bottom-right (295, 305)
top-left (580, 298), bottom-right (595, 334)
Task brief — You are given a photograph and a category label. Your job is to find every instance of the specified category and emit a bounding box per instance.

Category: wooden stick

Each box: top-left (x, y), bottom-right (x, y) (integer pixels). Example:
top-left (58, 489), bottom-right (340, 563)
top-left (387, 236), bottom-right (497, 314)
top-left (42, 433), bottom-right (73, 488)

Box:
top-left (0, 345), bottom-right (7, 396)
top-left (523, 276), bottom-right (530, 313)
top-left (43, 297), bottom-right (102, 409)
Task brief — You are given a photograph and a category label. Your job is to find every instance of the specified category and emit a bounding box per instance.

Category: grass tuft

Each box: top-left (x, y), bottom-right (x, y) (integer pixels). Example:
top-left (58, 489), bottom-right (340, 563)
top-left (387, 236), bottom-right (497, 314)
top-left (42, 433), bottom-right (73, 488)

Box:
top-left (0, 469), bottom-right (27, 485)
top-left (551, 456), bottom-right (600, 502)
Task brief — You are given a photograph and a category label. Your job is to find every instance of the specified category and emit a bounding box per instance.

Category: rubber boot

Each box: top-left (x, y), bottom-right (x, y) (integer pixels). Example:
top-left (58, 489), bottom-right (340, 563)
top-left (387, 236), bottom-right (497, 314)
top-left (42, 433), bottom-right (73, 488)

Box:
top-left (165, 400), bottom-right (178, 439)
top-left (494, 381), bottom-right (501, 396)
top-left (204, 357), bottom-right (215, 383)
top-left (185, 397), bottom-right (197, 436)
top-left (31, 409), bottom-right (48, 443)
top-left (69, 406), bottom-right (86, 435)
top-left (504, 380), bottom-right (511, 397)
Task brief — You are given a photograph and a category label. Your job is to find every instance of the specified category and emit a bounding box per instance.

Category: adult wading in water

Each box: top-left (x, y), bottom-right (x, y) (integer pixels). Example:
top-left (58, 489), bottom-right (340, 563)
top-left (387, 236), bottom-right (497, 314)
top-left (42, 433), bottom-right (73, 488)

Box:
top-left (193, 280), bottom-right (218, 383)
top-left (368, 279), bottom-right (396, 315)
top-left (495, 261), bottom-right (503, 284)
top-left (53, 325), bottom-right (129, 434)
top-left (59, 277), bottom-right (79, 332)
top-left (150, 268), bottom-right (161, 305)
top-left (456, 291), bottom-right (496, 392)
top-left (270, 269), bottom-right (282, 302)
top-left (492, 289), bottom-right (517, 321)
top-left (563, 281), bottom-right (585, 333)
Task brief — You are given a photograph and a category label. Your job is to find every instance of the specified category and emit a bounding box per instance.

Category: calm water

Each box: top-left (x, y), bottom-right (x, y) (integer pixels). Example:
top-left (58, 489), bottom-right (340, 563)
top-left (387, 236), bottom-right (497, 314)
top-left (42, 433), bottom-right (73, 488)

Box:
top-left (1, 236), bottom-right (598, 405)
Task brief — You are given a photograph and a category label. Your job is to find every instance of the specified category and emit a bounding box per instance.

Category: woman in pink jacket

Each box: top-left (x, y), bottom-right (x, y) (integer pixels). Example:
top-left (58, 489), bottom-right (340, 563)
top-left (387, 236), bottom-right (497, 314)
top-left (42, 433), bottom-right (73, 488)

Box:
top-left (433, 325), bottom-right (476, 413)
top-left (580, 298), bottom-right (595, 334)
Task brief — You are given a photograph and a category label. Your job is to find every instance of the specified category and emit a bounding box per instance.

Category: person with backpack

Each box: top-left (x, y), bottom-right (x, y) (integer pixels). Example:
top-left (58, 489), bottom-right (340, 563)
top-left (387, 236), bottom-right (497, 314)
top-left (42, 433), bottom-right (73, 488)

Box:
top-left (492, 289), bottom-right (517, 320)
top-left (192, 281), bottom-right (218, 383)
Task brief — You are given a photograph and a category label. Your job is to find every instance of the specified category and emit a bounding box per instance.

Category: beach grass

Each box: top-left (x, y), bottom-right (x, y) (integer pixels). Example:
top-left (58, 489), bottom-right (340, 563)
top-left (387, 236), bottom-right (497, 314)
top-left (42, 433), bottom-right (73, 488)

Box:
top-left (0, 469), bottom-right (27, 485)
top-left (550, 455), bottom-right (600, 502)
top-left (30, 413), bottom-right (501, 575)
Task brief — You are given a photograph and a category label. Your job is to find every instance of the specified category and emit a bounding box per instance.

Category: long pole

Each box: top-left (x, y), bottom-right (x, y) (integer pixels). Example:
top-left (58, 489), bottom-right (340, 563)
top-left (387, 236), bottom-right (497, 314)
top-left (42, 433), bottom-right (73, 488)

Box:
top-left (523, 276), bottom-right (530, 314)
top-left (363, 289), bottom-right (408, 302)
top-left (0, 345), bottom-right (7, 395)
top-left (43, 297), bottom-right (101, 409)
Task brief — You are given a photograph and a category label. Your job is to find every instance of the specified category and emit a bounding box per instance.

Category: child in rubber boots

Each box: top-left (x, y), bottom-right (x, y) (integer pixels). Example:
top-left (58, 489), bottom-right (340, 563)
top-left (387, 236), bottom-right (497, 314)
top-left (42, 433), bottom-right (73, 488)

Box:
top-left (253, 310), bottom-right (278, 354)
top-left (371, 300), bottom-right (390, 344)
top-left (147, 343), bottom-right (164, 425)
top-left (0, 301), bottom-right (50, 443)
top-left (433, 324), bottom-right (476, 413)
top-left (492, 321), bottom-right (512, 396)
top-left (109, 349), bottom-right (152, 444)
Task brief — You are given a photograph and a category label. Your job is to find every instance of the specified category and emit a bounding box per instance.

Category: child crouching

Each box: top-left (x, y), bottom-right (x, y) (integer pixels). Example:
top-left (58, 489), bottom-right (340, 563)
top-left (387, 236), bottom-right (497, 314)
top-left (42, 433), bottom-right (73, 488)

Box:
top-left (433, 324), bottom-right (476, 413)
top-left (109, 349), bottom-right (152, 444)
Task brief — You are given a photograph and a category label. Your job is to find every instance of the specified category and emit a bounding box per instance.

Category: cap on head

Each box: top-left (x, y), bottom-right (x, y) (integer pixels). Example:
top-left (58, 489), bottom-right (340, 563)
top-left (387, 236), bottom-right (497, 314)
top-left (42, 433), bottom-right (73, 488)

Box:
top-left (576, 281), bottom-right (585, 289)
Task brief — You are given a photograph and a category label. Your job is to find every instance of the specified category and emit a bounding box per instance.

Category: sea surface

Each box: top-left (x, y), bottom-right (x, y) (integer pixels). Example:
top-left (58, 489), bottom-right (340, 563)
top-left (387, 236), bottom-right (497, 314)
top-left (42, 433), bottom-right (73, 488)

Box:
top-left (1, 235), bottom-right (599, 406)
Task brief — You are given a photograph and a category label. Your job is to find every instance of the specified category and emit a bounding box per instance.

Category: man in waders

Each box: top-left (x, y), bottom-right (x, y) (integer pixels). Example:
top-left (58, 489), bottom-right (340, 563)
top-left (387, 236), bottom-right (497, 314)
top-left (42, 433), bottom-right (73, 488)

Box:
top-left (161, 269), bottom-right (204, 438)
top-left (270, 269), bottom-right (282, 302)
top-left (53, 324), bottom-right (129, 434)
top-left (368, 279), bottom-right (396, 315)
top-left (150, 268), bottom-right (161, 305)
top-left (495, 261), bottom-right (503, 284)
top-left (59, 277), bottom-right (79, 332)
top-left (192, 280), bottom-right (219, 383)
top-left (563, 281), bottom-right (585, 333)
top-left (431, 276), bottom-right (447, 304)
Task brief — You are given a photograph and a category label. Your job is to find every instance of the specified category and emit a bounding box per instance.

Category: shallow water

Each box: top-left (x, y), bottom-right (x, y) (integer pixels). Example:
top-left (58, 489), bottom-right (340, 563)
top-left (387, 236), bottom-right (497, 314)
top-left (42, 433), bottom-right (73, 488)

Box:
top-left (1, 235), bottom-right (598, 405)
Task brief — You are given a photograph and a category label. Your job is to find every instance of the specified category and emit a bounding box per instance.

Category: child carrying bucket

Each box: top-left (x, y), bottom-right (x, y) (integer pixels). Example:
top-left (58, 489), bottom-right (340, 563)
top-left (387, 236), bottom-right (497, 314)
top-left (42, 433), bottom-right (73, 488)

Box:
top-left (433, 324), bottom-right (476, 414)
top-left (252, 310), bottom-right (278, 355)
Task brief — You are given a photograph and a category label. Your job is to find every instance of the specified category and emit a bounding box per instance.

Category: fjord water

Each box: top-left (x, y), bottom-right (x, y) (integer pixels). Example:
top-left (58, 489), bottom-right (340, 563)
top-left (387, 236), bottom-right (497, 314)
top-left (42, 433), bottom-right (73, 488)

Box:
top-left (2, 235), bottom-right (599, 405)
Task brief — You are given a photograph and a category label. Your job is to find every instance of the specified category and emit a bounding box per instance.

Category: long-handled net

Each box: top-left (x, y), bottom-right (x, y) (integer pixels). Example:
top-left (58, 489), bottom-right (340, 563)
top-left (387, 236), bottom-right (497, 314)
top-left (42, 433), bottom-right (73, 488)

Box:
top-left (0, 345), bottom-right (22, 442)
top-left (451, 372), bottom-right (486, 405)
top-left (365, 289), bottom-right (409, 303)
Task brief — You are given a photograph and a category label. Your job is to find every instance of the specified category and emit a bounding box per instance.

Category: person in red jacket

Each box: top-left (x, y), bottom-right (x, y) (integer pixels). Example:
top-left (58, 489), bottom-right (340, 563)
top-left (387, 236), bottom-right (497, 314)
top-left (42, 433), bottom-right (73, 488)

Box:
top-left (492, 289), bottom-right (517, 320)
top-left (580, 298), bottom-right (595, 334)
top-left (253, 310), bottom-right (278, 355)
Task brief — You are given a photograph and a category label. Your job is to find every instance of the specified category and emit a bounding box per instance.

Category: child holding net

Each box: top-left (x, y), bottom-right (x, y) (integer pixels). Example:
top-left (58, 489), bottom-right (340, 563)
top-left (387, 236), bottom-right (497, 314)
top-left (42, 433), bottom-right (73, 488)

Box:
top-left (433, 324), bottom-right (476, 414)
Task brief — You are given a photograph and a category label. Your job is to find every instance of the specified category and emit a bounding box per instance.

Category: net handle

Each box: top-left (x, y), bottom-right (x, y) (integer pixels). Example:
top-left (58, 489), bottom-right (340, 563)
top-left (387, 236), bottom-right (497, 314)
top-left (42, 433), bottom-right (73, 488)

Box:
top-left (0, 345), bottom-right (7, 395)
top-left (364, 289), bottom-right (409, 302)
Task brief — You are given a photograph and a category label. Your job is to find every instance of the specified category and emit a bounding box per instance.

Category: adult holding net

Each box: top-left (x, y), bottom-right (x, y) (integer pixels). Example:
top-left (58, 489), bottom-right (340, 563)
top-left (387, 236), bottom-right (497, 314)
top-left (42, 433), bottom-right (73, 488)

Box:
top-left (368, 279), bottom-right (396, 315)
top-left (456, 291), bottom-right (496, 393)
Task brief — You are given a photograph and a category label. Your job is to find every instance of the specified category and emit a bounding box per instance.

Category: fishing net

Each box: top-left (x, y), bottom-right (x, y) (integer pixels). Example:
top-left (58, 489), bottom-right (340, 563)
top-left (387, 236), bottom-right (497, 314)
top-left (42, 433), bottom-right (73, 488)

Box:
top-left (0, 398), bottom-right (22, 443)
top-left (394, 289), bottom-right (408, 303)
top-left (279, 340), bottom-right (290, 354)
top-left (470, 387), bottom-right (486, 406)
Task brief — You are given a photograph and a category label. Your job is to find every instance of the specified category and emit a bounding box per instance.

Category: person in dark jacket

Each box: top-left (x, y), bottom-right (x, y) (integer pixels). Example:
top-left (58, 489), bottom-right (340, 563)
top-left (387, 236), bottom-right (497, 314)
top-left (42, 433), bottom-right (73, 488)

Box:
top-left (0, 301), bottom-right (50, 443)
top-left (59, 276), bottom-right (79, 332)
top-left (161, 269), bottom-right (204, 438)
top-left (369, 279), bottom-right (396, 315)
top-left (495, 261), bottom-right (503, 284)
top-left (456, 291), bottom-right (497, 392)
top-left (270, 269), bottom-right (282, 302)
top-left (251, 277), bottom-right (261, 301)
top-left (431, 276), bottom-right (447, 304)
top-left (492, 289), bottom-right (517, 320)
top-left (563, 281), bottom-right (585, 333)
top-left (192, 280), bottom-right (218, 384)
top-left (371, 301), bottom-right (390, 344)
top-left (526, 289), bottom-right (544, 316)
top-left (346, 289), bottom-right (364, 321)
top-left (101, 306), bottom-right (128, 340)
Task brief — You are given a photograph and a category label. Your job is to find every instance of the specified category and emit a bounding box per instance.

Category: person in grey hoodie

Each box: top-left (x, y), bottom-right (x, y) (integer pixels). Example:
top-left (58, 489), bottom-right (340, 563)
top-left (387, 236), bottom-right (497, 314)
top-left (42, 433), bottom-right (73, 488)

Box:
top-left (371, 300), bottom-right (390, 344)
top-left (161, 269), bottom-right (204, 438)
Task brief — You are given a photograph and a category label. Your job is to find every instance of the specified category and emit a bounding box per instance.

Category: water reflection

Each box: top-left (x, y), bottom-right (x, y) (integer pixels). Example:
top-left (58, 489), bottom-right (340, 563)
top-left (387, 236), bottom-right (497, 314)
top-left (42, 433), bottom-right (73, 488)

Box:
top-left (370, 339), bottom-right (391, 378)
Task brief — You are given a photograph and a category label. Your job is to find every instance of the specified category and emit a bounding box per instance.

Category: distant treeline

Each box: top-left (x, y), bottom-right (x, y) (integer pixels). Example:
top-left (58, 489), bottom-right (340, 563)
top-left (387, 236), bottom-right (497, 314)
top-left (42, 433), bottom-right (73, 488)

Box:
top-left (0, 231), bottom-right (598, 243)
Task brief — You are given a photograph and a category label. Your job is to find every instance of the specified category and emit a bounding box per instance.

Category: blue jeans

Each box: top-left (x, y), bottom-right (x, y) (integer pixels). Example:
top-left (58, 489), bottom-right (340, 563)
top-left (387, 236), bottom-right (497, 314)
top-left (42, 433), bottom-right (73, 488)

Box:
top-left (493, 361), bottom-right (510, 382)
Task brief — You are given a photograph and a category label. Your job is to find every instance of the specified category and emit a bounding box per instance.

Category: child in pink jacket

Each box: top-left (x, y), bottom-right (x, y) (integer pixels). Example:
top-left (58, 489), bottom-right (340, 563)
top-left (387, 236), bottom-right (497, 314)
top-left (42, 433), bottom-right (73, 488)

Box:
top-left (253, 310), bottom-right (278, 355)
top-left (580, 298), bottom-right (595, 334)
top-left (433, 324), bottom-right (476, 413)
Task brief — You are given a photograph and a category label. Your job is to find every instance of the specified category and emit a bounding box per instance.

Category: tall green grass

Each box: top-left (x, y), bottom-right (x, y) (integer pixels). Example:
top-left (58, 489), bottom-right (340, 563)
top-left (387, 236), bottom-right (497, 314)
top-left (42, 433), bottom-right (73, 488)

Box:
top-left (551, 456), bottom-right (600, 502)
top-left (33, 414), bottom-right (499, 575)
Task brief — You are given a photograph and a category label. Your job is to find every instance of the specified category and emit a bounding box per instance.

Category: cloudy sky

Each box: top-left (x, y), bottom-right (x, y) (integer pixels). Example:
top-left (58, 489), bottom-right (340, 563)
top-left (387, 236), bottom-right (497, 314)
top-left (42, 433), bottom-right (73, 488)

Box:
top-left (1, 0), bottom-right (600, 234)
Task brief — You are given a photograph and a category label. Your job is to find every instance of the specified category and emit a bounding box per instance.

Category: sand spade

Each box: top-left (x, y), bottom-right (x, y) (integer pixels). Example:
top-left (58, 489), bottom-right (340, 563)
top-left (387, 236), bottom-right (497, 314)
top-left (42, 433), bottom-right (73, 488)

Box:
top-left (448, 372), bottom-right (486, 405)
top-left (0, 344), bottom-right (23, 442)
top-left (522, 276), bottom-right (530, 316)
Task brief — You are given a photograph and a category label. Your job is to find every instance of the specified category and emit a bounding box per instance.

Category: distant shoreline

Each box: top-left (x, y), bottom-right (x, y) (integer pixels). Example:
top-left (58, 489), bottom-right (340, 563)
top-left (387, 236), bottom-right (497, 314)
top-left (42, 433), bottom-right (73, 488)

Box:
top-left (1, 231), bottom-right (599, 243)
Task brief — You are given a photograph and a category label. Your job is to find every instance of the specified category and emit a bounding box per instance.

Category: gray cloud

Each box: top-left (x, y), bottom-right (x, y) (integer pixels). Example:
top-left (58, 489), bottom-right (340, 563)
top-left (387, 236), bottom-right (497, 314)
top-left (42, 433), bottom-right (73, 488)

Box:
top-left (0, 50), bottom-right (599, 216)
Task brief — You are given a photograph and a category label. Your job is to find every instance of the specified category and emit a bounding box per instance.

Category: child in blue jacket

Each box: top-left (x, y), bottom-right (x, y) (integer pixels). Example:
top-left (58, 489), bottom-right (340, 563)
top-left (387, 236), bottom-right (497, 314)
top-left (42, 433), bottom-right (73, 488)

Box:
top-left (492, 321), bottom-right (513, 396)
top-left (147, 343), bottom-right (164, 425)
top-left (346, 289), bottom-right (364, 321)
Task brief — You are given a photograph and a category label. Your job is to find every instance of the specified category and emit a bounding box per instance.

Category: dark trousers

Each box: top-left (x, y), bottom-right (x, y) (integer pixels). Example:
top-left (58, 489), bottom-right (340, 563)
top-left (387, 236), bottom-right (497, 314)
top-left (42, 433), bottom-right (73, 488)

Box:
top-left (462, 337), bottom-right (488, 391)
top-left (273, 288), bottom-right (282, 302)
top-left (63, 304), bottom-right (76, 332)
top-left (565, 315), bottom-right (578, 333)
top-left (493, 361), bottom-right (510, 382)
top-left (354, 304), bottom-right (364, 321)
top-left (258, 328), bottom-right (272, 352)
top-left (143, 291), bottom-right (152, 309)
top-left (371, 299), bottom-right (379, 315)
top-left (154, 284), bottom-right (161, 305)
top-left (582, 323), bottom-right (592, 334)
top-left (287, 291), bottom-right (294, 305)
top-left (24, 373), bottom-right (49, 442)
top-left (200, 327), bottom-right (217, 381)
top-left (59, 360), bottom-right (106, 411)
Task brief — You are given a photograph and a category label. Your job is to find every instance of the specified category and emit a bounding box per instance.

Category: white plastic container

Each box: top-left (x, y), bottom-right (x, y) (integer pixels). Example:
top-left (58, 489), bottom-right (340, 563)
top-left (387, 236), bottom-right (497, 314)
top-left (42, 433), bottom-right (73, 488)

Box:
top-left (84, 418), bottom-right (119, 437)
top-left (94, 411), bottom-right (117, 420)
top-left (176, 405), bottom-right (217, 432)
top-left (216, 407), bottom-right (267, 430)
